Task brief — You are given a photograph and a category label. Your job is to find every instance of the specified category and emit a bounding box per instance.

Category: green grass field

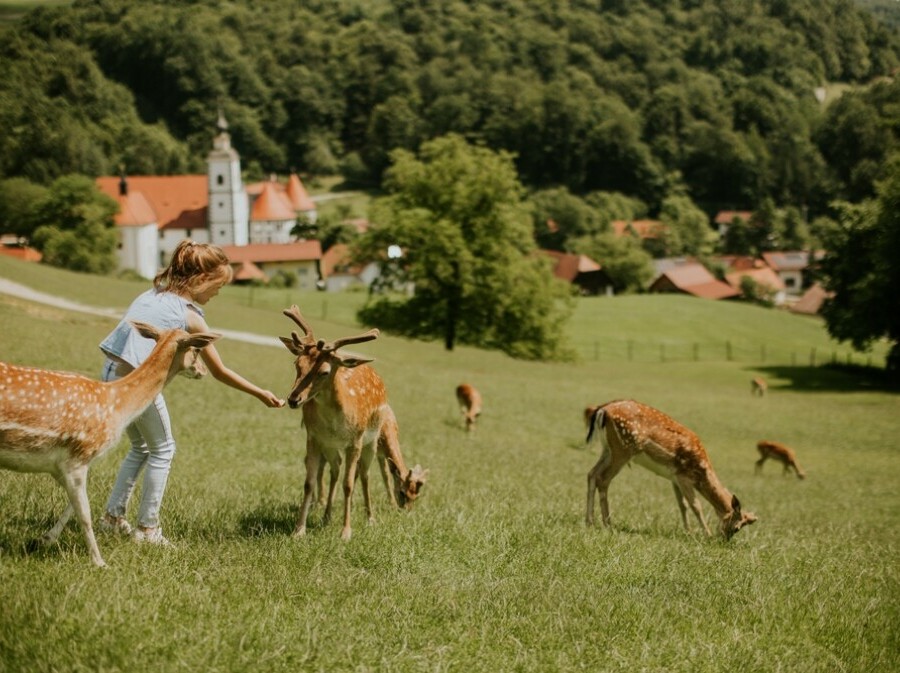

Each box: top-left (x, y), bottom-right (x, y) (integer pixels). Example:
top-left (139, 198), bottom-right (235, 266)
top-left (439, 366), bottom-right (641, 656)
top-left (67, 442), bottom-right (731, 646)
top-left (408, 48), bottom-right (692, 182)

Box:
top-left (1, 258), bottom-right (898, 672)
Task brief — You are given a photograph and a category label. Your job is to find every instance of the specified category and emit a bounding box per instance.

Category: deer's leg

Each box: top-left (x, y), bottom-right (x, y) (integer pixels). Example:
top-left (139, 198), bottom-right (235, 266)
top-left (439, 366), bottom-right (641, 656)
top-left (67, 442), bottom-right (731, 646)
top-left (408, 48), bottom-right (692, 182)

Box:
top-left (294, 446), bottom-right (321, 538)
top-left (377, 453), bottom-right (398, 507)
top-left (322, 457), bottom-right (340, 524)
top-left (340, 444), bottom-right (363, 541)
top-left (358, 446), bottom-right (375, 526)
top-left (56, 465), bottom-right (106, 567)
top-left (316, 461), bottom-right (327, 508)
top-left (754, 456), bottom-right (766, 474)
top-left (675, 478), bottom-right (711, 536)
top-left (671, 482), bottom-right (690, 530)
top-left (586, 448), bottom-right (627, 528)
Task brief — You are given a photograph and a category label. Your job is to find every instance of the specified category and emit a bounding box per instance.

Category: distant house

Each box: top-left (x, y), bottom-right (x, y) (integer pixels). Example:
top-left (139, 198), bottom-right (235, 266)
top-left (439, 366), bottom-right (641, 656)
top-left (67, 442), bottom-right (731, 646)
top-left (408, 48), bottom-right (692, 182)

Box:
top-left (320, 243), bottom-right (381, 292)
top-left (96, 111), bottom-right (317, 279)
top-left (610, 219), bottom-right (664, 241)
top-left (790, 282), bottom-right (832, 315)
top-left (760, 251), bottom-right (813, 296)
top-left (725, 266), bottom-right (787, 305)
top-left (649, 262), bottom-right (740, 300)
top-left (713, 210), bottom-right (752, 238)
top-left (220, 241), bottom-right (323, 291)
top-left (0, 237), bottom-right (42, 263)
top-left (540, 250), bottom-right (613, 295)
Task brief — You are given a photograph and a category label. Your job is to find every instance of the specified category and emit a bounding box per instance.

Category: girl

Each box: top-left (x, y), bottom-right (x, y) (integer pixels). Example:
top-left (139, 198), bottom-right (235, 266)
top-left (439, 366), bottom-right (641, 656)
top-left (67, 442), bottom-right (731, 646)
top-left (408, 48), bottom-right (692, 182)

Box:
top-left (98, 239), bottom-right (284, 546)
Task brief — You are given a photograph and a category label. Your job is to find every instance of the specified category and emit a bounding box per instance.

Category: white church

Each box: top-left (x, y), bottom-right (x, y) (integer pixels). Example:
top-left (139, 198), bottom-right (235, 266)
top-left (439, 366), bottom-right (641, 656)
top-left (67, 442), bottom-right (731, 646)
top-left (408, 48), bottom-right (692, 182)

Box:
top-left (96, 112), bottom-right (322, 287)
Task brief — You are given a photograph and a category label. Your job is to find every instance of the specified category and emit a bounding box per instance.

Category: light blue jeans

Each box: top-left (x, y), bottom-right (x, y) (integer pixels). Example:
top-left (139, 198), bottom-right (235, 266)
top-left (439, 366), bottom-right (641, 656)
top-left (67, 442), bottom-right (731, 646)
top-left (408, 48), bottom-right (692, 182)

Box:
top-left (101, 359), bottom-right (176, 529)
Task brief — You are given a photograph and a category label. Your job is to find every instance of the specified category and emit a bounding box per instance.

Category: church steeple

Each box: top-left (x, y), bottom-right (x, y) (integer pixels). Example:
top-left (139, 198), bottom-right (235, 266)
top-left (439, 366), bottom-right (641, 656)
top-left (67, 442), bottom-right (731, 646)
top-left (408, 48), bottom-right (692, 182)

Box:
top-left (207, 108), bottom-right (248, 246)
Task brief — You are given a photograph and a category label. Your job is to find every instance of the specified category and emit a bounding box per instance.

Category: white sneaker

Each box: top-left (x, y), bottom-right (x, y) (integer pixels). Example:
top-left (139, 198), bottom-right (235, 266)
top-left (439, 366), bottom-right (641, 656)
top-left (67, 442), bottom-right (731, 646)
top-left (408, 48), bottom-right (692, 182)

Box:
top-left (133, 526), bottom-right (173, 548)
top-left (99, 513), bottom-right (132, 536)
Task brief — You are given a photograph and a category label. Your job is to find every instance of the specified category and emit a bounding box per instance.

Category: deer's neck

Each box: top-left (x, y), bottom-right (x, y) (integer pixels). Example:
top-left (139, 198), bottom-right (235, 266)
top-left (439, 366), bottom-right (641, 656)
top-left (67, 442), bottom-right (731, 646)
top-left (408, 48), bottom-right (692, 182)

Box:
top-left (696, 470), bottom-right (734, 516)
top-left (109, 339), bottom-right (177, 426)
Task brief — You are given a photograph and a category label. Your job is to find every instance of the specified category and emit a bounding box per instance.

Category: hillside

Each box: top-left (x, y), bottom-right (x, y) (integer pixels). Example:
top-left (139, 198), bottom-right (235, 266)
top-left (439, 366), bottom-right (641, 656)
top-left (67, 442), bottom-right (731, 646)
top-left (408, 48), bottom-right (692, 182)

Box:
top-left (0, 253), bottom-right (888, 370)
top-left (1, 0), bottom-right (898, 215)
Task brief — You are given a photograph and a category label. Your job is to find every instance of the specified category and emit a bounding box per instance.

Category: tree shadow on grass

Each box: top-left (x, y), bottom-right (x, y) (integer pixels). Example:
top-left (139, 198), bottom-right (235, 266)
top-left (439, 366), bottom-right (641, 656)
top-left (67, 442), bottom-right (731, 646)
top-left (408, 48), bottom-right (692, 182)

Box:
top-left (755, 364), bottom-right (899, 394)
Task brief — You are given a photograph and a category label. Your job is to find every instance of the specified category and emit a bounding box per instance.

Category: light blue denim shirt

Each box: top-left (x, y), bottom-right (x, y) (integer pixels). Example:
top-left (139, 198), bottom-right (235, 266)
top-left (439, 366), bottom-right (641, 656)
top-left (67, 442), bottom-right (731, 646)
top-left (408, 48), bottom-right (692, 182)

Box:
top-left (99, 289), bottom-right (203, 368)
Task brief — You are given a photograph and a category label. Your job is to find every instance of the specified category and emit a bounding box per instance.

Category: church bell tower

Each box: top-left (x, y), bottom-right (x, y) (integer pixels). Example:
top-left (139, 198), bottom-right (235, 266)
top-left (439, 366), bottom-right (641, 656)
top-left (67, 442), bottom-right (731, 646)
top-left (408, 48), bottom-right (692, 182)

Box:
top-left (207, 109), bottom-right (248, 246)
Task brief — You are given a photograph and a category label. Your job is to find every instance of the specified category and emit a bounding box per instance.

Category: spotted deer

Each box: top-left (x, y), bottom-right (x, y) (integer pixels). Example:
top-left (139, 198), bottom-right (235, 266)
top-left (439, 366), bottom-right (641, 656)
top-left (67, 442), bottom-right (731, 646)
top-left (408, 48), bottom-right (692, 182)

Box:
top-left (280, 306), bottom-right (427, 541)
top-left (585, 400), bottom-right (757, 539)
top-left (756, 440), bottom-right (806, 479)
top-left (0, 322), bottom-right (218, 566)
top-left (455, 383), bottom-right (482, 433)
top-left (751, 377), bottom-right (767, 396)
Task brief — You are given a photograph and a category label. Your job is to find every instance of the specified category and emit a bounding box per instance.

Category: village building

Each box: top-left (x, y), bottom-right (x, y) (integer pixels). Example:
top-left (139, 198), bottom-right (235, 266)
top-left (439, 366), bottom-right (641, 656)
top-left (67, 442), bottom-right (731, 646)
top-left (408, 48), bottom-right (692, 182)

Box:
top-left (648, 261), bottom-right (740, 300)
top-left (95, 112), bottom-right (318, 282)
top-left (540, 250), bottom-right (613, 295)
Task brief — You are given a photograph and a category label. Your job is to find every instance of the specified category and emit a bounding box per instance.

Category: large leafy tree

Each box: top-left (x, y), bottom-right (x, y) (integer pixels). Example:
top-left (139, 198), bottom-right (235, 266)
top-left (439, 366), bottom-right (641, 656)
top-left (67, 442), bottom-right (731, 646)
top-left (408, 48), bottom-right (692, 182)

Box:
top-left (29, 175), bottom-right (119, 274)
top-left (820, 154), bottom-right (900, 376)
top-left (355, 134), bottom-right (573, 360)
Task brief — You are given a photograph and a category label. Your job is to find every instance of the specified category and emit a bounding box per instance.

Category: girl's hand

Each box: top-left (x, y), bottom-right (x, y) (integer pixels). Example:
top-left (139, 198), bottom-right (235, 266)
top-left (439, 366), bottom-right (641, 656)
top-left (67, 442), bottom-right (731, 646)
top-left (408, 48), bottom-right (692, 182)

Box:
top-left (260, 390), bottom-right (286, 408)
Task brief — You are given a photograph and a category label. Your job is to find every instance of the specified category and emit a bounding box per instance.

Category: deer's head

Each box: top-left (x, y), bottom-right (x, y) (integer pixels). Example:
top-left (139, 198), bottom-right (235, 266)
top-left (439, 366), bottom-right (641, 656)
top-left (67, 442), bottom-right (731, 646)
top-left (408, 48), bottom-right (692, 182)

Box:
top-left (386, 460), bottom-right (429, 510)
top-left (279, 306), bottom-right (379, 409)
top-left (130, 321), bottom-right (218, 381)
top-left (721, 494), bottom-right (758, 540)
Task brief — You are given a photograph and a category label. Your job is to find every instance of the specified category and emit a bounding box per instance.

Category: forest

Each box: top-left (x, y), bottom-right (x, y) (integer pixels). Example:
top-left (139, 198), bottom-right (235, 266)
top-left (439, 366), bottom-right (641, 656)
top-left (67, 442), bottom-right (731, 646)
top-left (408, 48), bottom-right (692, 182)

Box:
top-left (1, 0), bottom-right (899, 222)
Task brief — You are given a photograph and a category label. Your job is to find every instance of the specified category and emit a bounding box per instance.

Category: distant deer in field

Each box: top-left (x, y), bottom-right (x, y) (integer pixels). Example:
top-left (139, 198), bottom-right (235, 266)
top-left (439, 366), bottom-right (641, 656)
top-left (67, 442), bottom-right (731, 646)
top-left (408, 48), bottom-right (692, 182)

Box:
top-left (280, 306), bottom-right (427, 541)
top-left (751, 377), bottom-right (767, 396)
top-left (455, 383), bottom-right (482, 433)
top-left (756, 440), bottom-right (806, 479)
top-left (0, 322), bottom-right (218, 566)
top-left (585, 400), bottom-right (758, 539)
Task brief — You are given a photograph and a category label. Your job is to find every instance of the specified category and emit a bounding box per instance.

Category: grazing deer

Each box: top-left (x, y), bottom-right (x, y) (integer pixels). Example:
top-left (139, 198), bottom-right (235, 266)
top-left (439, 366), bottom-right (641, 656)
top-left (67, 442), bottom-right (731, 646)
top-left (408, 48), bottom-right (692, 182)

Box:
top-left (0, 322), bottom-right (218, 566)
top-left (280, 306), bottom-right (427, 541)
top-left (751, 377), bottom-right (767, 396)
top-left (756, 440), bottom-right (806, 479)
top-left (455, 383), bottom-right (482, 432)
top-left (585, 400), bottom-right (757, 539)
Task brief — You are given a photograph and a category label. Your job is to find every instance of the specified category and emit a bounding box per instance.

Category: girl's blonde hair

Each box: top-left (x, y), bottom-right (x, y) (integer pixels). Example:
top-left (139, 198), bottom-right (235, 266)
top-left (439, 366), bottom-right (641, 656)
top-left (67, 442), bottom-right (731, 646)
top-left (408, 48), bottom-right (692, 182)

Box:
top-left (154, 240), bottom-right (233, 294)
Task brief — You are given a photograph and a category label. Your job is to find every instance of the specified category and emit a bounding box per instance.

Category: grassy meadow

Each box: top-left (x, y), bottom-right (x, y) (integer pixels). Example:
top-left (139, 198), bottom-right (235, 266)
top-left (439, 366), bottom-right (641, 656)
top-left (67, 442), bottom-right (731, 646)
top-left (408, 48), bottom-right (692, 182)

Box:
top-left (0, 256), bottom-right (898, 672)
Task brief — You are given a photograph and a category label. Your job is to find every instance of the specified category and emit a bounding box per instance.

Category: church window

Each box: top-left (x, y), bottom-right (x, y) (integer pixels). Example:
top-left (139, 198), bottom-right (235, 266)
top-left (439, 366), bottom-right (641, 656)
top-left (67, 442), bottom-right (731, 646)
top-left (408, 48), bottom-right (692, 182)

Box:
top-left (217, 174), bottom-right (224, 185)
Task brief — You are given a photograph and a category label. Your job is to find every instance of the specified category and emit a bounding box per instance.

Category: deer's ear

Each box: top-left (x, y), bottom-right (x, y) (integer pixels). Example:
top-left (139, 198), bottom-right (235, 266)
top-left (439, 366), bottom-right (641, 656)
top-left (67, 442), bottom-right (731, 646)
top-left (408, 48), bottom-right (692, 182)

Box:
top-left (184, 332), bottom-right (221, 349)
top-left (280, 336), bottom-right (302, 355)
top-left (731, 494), bottom-right (741, 511)
top-left (338, 355), bottom-right (374, 368)
top-left (131, 321), bottom-right (161, 341)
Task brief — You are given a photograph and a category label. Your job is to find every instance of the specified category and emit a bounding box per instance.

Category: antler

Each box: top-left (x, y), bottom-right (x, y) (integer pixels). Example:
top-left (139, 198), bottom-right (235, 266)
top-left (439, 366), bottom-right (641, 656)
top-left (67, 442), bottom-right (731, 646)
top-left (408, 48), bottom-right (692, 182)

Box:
top-left (327, 328), bottom-right (380, 352)
top-left (283, 305), bottom-right (316, 344)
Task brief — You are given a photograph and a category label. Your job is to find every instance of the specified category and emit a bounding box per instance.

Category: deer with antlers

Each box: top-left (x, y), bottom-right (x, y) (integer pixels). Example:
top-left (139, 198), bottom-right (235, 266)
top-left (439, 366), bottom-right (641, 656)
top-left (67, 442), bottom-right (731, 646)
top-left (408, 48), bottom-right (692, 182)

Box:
top-left (0, 322), bottom-right (218, 566)
top-left (756, 440), bottom-right (806, 479)
top-left (280, 305), bottom-right (427, 541)
top-left (455, 383), bottom-right (482, 433)
top-left (585, 400), bottom-right (757, 539)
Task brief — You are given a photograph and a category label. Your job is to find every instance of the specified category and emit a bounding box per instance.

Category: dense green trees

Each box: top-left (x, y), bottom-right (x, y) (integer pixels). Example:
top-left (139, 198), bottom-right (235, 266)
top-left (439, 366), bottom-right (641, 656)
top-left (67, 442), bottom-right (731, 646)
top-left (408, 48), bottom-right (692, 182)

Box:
top-left (356, 135), bottom-right (574, 360)
top-left (27, 175), bottom-right (119, 274)
top-left (0, 0), bottom-right (897, 219)
top-left (820, 154), bottom-right (900, 376)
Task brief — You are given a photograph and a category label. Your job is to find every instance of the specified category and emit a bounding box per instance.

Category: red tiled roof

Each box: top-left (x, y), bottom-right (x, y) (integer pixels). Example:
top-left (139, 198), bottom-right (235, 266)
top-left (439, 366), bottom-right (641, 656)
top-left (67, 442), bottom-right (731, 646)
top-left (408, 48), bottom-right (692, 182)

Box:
top-left (761, 250), bottom-right (810, 272)
top-left (726, 266), bottom-right (786, 291)
top-left (113, 191), bottom-right (157, 227)
top-left (791, 283), bottom-right (832, 315)
top-left (285, 174), bottom-right (316, 212)
top-left (650, 263), bottom-right (740, 299)
top-left (0, 245), bottom-right (42, 262)
top-left (231, 260), bottom-right (268, 282)
top-left (540, 250), bottom-right (601, 282)
top-left (220, 241), bottom-right (322, 264)
top-left (250, 181), bottom-right (295, 221)
top-left (611, 219), bottom-right (663, 239)
top-left (714, 210), bottom-right (752, 225)
top-left (96, 176), bottom-right (208, 231)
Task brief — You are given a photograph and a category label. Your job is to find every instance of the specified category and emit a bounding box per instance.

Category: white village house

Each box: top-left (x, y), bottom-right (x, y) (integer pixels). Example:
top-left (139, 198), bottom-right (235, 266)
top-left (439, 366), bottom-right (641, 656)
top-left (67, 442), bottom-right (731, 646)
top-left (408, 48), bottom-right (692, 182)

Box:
top-left (96, 112), bottom-right (318, 282)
